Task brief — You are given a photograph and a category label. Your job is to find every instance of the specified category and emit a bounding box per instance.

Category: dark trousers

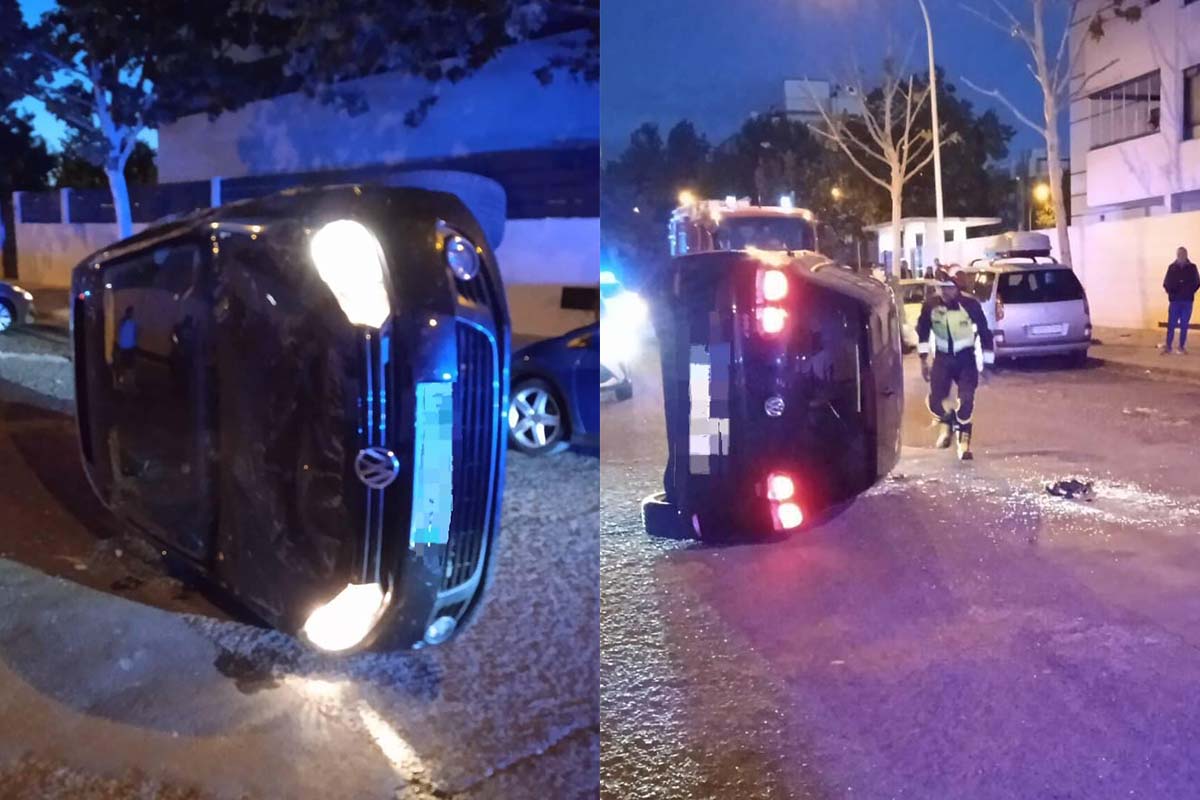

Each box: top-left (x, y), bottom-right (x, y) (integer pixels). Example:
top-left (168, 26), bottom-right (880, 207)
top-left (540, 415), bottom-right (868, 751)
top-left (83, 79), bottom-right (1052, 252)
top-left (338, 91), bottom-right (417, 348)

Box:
top-left (928, 352), bottom-right (979, 434)
top-left (1166, 301), bottom-right (1194, 350)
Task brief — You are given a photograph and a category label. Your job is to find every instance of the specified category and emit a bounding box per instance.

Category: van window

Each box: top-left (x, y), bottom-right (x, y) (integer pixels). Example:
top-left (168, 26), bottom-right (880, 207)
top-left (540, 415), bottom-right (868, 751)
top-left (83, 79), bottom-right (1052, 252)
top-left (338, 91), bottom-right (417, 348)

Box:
top-left (900, 284), bottom-right (930, 305)
top-left (967, 271), bottom-right (996, 300)
top-left (998, 269), bottom-right (1084, 304)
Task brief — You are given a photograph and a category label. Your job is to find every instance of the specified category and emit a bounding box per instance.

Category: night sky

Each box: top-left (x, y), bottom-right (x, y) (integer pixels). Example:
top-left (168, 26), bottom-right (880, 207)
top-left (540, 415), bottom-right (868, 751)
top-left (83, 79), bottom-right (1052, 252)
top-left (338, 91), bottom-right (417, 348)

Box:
top-left (601, 0), bottom-right (1067, 163)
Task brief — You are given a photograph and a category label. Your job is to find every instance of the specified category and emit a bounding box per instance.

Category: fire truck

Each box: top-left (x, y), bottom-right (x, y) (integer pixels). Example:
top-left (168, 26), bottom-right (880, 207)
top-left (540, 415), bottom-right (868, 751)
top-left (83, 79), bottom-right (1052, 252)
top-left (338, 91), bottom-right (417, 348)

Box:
top-left (643, 196), bottom-right (904, 540)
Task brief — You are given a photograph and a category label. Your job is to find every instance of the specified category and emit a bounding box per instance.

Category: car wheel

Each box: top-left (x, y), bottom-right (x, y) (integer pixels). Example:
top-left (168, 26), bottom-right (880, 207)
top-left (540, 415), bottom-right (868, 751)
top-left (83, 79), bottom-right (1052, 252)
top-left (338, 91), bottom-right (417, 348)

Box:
top-left (615, 382), bottom-right (633, 402)
top-left (508, 378), bottom-right (569, 455)
top-left (1069, 349), bottom-right (1089, 368)
top-left (0, 300), bottom-right (14, 334)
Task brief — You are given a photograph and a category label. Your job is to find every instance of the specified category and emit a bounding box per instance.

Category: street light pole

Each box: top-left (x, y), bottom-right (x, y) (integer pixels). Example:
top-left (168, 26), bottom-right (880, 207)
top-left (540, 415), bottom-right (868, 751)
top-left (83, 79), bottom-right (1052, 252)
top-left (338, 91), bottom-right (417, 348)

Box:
top-left (917, 0), bottom-right (944, 265)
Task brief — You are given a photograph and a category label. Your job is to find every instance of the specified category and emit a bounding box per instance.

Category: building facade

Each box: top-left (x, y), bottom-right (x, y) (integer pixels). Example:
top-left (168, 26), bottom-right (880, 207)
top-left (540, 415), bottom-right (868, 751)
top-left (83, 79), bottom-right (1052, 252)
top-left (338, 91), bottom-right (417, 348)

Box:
top-left (1069, 0), bottom-right (1200, 223)
top-left (781, 79), bottom-right (859, 126)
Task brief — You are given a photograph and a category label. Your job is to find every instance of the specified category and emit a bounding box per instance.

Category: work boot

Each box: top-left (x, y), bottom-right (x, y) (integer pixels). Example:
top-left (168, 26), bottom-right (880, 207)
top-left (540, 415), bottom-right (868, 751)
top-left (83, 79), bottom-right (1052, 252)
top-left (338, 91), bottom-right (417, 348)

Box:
top-left (957, 429), bottom-right (974, 461)
top-left (934, 420), bottom-right (953, 449)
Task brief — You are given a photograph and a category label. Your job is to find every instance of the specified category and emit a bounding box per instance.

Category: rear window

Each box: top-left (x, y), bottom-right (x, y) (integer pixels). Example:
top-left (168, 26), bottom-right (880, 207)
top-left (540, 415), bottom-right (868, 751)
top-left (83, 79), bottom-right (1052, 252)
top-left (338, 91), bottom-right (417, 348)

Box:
top-left (998, 269), bottom-right (1084, 304)
top-left (900, 284), bottom-right (932, 304)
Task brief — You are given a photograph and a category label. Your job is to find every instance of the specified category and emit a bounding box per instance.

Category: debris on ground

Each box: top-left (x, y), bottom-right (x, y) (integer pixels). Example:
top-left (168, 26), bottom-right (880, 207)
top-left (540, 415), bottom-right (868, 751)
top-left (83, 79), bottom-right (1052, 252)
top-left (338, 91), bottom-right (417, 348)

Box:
top-left (1046, 478), bottom-right (1096, 501)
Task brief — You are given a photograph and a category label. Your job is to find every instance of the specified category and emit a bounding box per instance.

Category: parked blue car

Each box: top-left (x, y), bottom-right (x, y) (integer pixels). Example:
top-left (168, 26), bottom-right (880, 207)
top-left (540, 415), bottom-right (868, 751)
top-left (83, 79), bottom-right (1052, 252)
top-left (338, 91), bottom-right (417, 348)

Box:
top-left (0, 280), bottom-right (35, 333)
top-left (509, 322), bottom-right (604, 455)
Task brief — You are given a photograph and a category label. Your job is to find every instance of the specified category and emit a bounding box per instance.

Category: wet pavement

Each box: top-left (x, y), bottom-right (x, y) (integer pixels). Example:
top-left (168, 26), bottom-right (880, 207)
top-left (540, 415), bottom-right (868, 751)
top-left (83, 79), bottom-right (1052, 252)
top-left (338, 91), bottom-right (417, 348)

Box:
top-left (602, 345), bottom-right (1200, 799)
top-left (0, 329), bottom-right (599, 800)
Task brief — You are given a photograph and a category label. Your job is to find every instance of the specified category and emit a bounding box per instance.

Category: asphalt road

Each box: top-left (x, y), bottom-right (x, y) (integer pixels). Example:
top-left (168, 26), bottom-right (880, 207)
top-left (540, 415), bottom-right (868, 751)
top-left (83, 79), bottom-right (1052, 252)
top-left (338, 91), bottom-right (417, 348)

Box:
top-left (601, 344), bottom-right (1200, 800)
top-left (0, 329), bottom-right (600, 800)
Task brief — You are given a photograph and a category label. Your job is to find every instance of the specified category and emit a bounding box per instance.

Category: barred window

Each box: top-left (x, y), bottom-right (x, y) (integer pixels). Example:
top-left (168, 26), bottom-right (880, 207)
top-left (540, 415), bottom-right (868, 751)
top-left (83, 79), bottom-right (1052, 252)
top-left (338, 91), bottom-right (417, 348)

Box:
top-left (1089, 71), bottom-right (1161, 149)
top-left (1186, 65), bottom-right (1200, 141)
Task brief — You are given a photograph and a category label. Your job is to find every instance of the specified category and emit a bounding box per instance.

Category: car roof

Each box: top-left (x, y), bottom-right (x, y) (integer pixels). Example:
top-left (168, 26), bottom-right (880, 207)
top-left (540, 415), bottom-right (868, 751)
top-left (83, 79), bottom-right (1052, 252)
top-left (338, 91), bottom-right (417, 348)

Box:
top-left (966, 258), bottom-right (1067, 272)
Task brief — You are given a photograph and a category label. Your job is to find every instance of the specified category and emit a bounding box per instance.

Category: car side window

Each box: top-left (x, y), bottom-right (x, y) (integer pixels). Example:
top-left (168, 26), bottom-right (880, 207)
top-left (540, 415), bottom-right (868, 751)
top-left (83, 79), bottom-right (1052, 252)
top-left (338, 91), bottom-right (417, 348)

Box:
top-left (971, 272), bottom-right (996, 300)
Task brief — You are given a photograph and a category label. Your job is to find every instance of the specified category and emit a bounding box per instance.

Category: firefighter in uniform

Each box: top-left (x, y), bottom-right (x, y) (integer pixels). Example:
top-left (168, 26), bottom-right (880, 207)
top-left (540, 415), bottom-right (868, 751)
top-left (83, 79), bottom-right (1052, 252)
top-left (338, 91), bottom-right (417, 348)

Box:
top-left (916, 271), bottom-right (995, 460)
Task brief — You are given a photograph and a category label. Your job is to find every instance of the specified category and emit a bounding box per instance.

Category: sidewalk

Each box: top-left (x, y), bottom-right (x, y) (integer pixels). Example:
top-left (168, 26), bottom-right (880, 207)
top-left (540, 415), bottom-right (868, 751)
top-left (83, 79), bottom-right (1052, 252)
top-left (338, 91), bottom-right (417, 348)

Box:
top-left (1091, 326), bottom-right (1200, 384)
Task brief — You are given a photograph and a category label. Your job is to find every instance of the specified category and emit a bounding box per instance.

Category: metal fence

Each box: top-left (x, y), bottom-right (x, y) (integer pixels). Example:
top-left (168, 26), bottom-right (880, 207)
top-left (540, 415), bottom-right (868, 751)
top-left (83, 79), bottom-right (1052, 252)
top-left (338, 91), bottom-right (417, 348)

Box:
top-left (12, 143), bottom-right (599, 226)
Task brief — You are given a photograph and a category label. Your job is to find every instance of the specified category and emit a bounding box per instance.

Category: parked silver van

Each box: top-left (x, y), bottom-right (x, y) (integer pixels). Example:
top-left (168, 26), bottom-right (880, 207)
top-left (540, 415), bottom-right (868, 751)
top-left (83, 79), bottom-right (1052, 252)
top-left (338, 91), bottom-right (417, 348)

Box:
top-left (960, 232), bottom-right (1092, 364)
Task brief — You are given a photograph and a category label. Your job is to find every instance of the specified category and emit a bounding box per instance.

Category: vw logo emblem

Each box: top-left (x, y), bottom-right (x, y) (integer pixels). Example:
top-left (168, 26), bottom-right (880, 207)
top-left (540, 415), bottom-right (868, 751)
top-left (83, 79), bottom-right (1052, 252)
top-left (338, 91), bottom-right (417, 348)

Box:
top-left (355, 447), bottom-right (400, 490)
top-left (764, 395), bottom-right (786, 418)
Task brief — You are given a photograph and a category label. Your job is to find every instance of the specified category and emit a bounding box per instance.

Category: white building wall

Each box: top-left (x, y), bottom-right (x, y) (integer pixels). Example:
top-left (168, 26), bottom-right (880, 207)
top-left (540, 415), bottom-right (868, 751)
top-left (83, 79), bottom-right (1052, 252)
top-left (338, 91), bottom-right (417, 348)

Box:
top-left (1071, 0), bottom-right (1200, 221)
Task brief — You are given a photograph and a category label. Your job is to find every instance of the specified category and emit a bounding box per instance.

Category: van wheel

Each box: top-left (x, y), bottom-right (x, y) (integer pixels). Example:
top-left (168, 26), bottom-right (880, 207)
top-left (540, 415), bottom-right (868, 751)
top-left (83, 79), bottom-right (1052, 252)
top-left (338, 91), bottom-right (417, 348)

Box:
top-left (1069, 350), bottom-right (1088, 368)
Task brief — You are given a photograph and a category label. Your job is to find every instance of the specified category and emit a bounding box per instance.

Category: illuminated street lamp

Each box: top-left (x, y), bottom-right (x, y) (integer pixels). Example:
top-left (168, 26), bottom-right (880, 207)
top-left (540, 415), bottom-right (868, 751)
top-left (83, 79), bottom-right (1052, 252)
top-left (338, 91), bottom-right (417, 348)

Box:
top-left (678, 189), bottom-right (697, 207)
top-left (830, 186), bottom-right (844, 201)
top-left (1030, 181), bottom-right (1051, 229)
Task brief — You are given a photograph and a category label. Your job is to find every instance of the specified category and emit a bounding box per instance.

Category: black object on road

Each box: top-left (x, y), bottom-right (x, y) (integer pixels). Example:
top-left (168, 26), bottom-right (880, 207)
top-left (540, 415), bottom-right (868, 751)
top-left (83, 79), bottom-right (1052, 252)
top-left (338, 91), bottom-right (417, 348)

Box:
top-left (1046, 478), bottom-right (1096, 501)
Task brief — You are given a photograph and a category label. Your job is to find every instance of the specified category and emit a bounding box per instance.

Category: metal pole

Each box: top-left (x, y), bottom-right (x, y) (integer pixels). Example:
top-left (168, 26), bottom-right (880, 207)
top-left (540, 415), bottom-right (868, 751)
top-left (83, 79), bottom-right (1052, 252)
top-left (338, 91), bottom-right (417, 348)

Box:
top-left (918, 0), bottom-right (944, 262)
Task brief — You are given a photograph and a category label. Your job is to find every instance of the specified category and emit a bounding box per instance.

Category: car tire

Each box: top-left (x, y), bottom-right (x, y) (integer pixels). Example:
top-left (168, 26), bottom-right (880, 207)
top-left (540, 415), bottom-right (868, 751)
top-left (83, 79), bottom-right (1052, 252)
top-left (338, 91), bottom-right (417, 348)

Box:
top-left (615, 382), bottom-right (633, 402)
top-left (0, 299), bottom-right (14, 334)
top-left (1069, 349), bottom-right (1088, 368)
top-left (508, 377), bottom-right (570, 456)
top-left (641, 492), bottom-right (694, 540)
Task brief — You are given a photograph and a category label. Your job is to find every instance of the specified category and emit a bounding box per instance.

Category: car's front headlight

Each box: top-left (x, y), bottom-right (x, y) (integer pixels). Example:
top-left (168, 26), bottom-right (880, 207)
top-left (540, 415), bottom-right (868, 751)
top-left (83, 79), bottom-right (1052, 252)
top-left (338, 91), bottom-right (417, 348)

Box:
top-left (302, 582), bottom-right (388, 652)
top-left (309, 219), bottom-right (390, 328)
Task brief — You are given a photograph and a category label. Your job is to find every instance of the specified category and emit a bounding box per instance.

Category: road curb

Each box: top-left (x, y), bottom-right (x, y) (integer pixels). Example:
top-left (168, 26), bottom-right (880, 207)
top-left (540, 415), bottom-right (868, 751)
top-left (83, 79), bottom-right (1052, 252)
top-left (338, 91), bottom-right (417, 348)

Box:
top-left (1090, 355), bottom-right (1200, 385)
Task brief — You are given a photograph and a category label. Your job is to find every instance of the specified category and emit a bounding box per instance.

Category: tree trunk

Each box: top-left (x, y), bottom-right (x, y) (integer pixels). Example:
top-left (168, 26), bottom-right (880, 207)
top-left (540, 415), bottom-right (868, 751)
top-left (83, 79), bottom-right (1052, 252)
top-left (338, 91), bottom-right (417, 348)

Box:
top-left (889, 188), bottom-right (903, 280)
top-left (1044, 104), bottom-right (1072, 266)
top-left (105, 166), bottom-right (133, 240)
top-left (1033, 0), bottom-right (1072, 267)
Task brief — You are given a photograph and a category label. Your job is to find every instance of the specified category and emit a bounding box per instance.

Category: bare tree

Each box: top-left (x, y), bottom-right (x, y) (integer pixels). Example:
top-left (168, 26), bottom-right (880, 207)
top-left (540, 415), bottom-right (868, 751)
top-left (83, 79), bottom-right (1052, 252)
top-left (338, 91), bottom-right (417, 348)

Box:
top-left (805, 60), bottom-right (950, 279)
top-left (961, 0), bottom-right (1148, 267)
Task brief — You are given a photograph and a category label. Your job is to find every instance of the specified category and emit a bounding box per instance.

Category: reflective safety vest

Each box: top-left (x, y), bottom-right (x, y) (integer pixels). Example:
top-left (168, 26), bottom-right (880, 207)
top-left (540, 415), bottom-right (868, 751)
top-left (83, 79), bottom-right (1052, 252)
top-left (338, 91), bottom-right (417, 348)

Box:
top-left (929, 305), bottom-right (976, 355)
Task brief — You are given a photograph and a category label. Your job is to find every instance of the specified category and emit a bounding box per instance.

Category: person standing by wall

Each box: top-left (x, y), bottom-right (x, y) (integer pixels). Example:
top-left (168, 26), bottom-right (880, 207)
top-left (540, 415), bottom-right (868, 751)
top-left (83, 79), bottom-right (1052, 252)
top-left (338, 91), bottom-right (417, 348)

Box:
top-left (1162, 247), bottom-right (1199, 355)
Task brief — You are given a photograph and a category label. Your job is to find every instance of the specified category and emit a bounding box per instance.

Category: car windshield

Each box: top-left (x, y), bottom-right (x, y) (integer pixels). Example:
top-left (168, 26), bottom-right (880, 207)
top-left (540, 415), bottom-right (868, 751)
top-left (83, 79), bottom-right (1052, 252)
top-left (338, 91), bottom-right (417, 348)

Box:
top-left (716, 217), bottom-right (815, 252)
top-left (998, 269), bottom-right (1084, 304)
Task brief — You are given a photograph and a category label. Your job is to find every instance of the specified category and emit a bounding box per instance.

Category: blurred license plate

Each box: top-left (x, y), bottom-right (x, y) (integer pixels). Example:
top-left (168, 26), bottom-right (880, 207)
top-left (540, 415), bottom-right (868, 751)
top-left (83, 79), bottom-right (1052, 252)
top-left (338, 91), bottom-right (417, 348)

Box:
top-left (1030, 323), bottom-right (1066, 336)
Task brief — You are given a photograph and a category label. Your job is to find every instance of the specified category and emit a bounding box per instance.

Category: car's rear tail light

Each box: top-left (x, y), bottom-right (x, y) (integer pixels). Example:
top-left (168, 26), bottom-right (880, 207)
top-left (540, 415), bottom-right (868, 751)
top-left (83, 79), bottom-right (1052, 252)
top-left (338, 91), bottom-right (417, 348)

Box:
top-left (765, 471), bottom-right (803, 531)
top-left (757, 306), bottom-right (788, 335)
top-left (767, 472), bottom-right (795, 501)
top-left (760, 269), bottom-right (789, 302)
top-left (774, 502), bottom-right (804, 530)
top-left (996, 297), bottom-right (1005, 321)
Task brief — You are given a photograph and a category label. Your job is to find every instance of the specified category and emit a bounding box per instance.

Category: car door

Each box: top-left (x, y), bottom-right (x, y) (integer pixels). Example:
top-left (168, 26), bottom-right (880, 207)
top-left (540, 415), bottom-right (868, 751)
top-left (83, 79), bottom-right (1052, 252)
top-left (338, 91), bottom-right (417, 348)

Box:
top-left (103, 241), bottom-right (216, 561)
top-left (569, 327), bottom-right (600, 446)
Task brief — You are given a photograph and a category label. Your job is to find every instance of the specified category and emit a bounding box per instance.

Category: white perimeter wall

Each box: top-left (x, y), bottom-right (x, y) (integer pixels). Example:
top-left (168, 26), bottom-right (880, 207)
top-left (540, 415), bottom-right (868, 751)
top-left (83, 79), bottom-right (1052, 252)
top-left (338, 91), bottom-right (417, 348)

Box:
top-left (13, 222), bottom-right (149, 288)
top-left (947, 211), bottom-right (1200, 330)
top-left (14, 217), bottom-right (597, 338)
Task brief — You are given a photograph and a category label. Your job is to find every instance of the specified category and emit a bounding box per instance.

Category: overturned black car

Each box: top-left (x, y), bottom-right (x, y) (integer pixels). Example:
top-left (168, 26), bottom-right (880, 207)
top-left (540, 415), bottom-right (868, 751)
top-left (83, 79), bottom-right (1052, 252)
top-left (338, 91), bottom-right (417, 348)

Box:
top-left (643, 198), bottom-right (903, 540)
top-left (70, 184), bottom-right (509, 652)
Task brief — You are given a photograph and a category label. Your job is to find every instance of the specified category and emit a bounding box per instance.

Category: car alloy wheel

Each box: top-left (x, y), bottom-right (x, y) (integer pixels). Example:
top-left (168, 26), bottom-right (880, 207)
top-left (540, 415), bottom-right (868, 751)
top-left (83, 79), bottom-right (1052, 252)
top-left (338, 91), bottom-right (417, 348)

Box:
top-left (508, 380), bottom-right (566, 454)
top-left (0, 301), bottom-right (13, 333)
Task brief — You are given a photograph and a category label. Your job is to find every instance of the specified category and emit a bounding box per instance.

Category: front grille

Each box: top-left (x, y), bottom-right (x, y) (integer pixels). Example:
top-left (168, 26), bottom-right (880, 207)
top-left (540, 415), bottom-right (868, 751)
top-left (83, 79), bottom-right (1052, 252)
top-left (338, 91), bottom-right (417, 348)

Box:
top-left (442, 320), bottom-right (498, 592)
top-left (455, 268), bottom-right (495, 308)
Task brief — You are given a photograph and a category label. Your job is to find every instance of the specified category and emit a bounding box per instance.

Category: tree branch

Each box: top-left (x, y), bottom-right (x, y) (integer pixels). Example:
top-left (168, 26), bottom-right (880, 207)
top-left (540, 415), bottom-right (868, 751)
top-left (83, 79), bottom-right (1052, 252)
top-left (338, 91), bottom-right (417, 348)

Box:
top-left (1069, 57), bottom-right (1119, 101)
top-left (961, 76), bottom-right (1046, 135)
